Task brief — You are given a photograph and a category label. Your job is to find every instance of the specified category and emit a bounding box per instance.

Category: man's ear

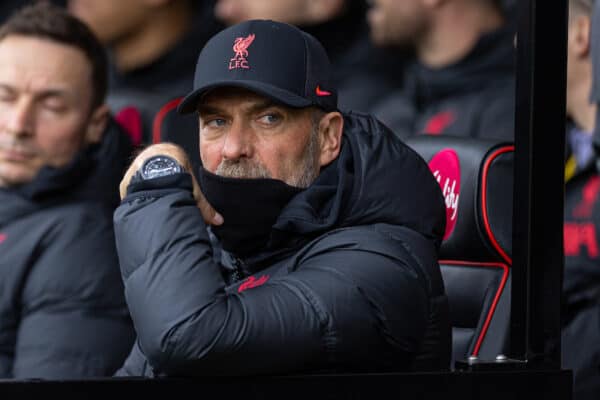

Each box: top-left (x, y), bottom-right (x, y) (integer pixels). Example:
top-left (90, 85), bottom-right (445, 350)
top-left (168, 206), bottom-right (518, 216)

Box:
top-left (318, 111), bottom-right (344, 168)
top-left (571, 15), bottom-right (592, 58)
top-left (84, 104), bottom-right (110, 145)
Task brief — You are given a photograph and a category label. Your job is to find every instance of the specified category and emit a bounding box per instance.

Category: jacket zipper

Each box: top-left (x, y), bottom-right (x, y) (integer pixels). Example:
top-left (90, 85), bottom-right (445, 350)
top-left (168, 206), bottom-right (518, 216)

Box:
top-left (230, 256), bottom-right (246, 283)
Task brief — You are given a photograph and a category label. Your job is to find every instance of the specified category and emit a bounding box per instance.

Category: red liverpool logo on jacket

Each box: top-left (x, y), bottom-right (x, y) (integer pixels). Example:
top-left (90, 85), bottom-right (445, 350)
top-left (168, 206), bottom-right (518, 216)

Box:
top-left (238, 275), bottom-right (270, 293)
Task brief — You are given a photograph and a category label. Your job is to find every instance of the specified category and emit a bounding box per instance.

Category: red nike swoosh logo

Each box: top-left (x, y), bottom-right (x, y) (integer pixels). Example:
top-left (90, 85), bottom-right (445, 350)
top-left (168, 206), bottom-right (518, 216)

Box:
top-left (315, 85), bottom-right (331, 96)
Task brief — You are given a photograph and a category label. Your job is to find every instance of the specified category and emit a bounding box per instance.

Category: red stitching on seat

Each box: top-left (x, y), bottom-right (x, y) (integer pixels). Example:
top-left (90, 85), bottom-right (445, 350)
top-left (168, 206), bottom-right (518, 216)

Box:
top-left (152, 97), bottom-right (184, 144)
top-left (481, 145), bottom-right (514, 265)
top-left (440, 260), bottom-right (510, 357)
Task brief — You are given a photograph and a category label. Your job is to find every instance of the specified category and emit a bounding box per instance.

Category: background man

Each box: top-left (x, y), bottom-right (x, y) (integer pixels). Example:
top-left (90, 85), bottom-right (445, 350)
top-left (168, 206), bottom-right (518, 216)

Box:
top-left (67, 0), bottom-right (223, 145)
top-left (0, 2), bottom-right (134, 378)
top-left (114, 20), bottom-right (451, 376)
top-left (565, 0), bottom-right (597, 180)
top-left (367, 0), bottom-right (515, 140)
top-left (563, 1), bottom-right (600, 399)
top-left (212, 0), bottom-right (406, 113)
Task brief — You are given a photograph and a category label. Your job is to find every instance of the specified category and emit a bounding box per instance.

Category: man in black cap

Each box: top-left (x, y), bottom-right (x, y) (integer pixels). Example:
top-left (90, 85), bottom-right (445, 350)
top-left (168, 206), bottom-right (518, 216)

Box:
top-left (114, 19), bottom-right (450, 377)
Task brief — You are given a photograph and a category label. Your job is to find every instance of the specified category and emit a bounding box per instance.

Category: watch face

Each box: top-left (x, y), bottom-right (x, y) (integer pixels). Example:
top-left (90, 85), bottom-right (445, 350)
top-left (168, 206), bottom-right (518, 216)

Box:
top-left (142, 155), bottom-right (182, 180)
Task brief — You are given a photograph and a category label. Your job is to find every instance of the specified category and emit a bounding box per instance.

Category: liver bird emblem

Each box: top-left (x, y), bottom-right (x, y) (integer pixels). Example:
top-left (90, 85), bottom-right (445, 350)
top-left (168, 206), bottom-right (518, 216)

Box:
top-left (229, 33), bottom-right (255, 70)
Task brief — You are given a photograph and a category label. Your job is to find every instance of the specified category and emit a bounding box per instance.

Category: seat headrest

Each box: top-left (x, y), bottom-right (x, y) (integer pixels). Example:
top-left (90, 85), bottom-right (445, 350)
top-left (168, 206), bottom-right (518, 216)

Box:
top-left (405, 136), bottom-right (513, 265)
top-left (152, 97), bottom-right (202, 172)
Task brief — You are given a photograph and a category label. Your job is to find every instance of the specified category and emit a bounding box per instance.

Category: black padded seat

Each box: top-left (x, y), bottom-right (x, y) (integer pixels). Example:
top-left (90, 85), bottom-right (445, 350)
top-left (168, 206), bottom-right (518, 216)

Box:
top-left (405, 136), bottom-right (514, 368)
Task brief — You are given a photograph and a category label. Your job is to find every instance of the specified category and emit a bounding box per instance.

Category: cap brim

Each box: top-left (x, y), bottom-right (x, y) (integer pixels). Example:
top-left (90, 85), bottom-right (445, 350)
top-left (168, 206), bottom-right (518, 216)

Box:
top-left (177, 80), bottom-right (312, 114)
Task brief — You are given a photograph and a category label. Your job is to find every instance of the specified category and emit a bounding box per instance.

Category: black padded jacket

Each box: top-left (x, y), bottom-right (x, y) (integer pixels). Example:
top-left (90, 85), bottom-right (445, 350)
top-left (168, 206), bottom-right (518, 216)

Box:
top-left (115, 112), bottom-right (451, 377)
top-left (0, 119), bottom-right (135, 378)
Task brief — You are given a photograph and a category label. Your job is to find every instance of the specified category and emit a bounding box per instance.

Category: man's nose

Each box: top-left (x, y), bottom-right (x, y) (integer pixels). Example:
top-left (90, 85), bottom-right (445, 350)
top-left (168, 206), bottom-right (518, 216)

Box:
top-left (4, 100), bottom-right (33, 137)
top-left (221, 120), bottom-right (252, 160)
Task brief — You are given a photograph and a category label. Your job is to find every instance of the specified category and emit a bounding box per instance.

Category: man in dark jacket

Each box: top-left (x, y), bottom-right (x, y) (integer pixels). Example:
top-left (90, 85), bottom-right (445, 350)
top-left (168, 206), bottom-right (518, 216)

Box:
top-left (115, 19), bottom-right (451, 377)
top-left (367, 0), bottom-right (515, 140)
top-left (0, 3), bottom-right (135, 378)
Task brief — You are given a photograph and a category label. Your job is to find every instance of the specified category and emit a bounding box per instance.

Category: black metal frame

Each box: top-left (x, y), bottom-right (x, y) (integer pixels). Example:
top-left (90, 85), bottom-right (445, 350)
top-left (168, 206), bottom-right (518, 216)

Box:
top-left (0, 0), bottom-right (575, 397)
top-left (0, 371), bottom-right (573, 399)
top-left (510, 0), bottom-right (568, 368)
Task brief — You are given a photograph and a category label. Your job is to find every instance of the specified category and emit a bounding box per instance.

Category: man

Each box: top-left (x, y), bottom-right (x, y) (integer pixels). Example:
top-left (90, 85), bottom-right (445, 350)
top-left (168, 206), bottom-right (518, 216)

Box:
top-left (563, 1), bottom-right (600, 399)
top-left (115, 19), bottom-right (450, 377)
top-left (212, 0), bottom-right (406, 113)
top-left (67, 0), bottom-right (223, 144)
top-left (0, 2), bottom-right (134, 378)
top-left (565, 0), bottom-right (597, 181)
top-left (367, 0), bottom-right (515, 140)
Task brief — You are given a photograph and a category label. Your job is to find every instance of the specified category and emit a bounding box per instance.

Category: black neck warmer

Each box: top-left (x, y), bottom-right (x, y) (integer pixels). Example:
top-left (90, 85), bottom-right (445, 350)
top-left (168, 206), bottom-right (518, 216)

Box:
top-left (11, 144), bottom-right (97, 203)
top-left (198, 167), bottom-right (304, 257)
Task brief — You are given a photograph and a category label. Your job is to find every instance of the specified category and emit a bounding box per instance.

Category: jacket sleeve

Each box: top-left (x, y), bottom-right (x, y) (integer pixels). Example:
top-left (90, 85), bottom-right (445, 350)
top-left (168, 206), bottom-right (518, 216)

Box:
top-left (114, 340), bottom-right (154, 377)
top-left (115, 176), bottom-right (432, 376)
top-left (12, 207), bottom-right (135, 379)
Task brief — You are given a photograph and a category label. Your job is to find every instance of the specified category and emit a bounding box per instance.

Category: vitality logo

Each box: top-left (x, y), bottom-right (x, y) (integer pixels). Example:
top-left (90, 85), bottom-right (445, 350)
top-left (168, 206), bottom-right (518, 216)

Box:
top-left (428, 149), bottom-right (461, 240)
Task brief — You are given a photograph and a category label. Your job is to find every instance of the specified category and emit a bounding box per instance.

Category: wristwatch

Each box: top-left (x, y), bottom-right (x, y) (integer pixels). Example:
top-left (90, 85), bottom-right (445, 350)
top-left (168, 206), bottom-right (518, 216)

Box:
top-left (133, 154), bottom-right (184, 182)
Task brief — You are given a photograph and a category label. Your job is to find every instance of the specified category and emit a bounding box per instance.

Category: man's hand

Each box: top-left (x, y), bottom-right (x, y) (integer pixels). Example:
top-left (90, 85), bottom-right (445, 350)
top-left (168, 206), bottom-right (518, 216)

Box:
top-left (119, 143), bottom-right (223, 226)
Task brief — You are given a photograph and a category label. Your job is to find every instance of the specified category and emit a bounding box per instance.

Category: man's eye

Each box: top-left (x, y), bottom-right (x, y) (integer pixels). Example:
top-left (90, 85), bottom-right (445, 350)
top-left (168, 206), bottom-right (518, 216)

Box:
top-left (206, 118), bottom-right (226, 127)
top-left (42, 98), bottom-right (67, 112)
top-left (259, 114), bottom-right (280, 124)
top-left (0, 89), bottom-right (15, 102)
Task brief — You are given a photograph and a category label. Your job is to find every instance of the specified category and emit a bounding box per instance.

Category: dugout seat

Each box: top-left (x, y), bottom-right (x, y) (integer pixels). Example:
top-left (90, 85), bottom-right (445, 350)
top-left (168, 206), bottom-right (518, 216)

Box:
top-left (152, 96), bottom-right (202, 172)
top-left (405, 136), bottom-right (514, 368)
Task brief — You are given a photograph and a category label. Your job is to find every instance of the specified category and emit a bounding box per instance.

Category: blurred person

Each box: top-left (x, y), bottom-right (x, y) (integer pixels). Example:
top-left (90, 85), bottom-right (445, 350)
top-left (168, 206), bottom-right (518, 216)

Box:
top-left (114, 20), bottom-right (451, 376)
top-left (213, 0), bottom-right (407, 113)
top-left (0, 2), bottom-right (135, 378)
top-left (67, 0), bottom-right (223, 145)
top-left (563, 1), bottom-right (600, 399)
top-left (367, 0), bottom-right (516, 140)
top-left (565, 0), bottom-right (596, 181)
top-left (1, 0), bottom-right (65, 22)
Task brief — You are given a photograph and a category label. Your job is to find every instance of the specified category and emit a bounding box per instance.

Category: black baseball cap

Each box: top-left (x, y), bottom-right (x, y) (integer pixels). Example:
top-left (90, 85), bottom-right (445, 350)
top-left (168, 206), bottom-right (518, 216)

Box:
top-left (177, 19), bottom-right (338, 114)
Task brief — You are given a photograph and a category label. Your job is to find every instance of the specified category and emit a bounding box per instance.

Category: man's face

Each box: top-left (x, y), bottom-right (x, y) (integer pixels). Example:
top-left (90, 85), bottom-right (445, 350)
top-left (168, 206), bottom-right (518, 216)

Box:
top-left (565, 8), bottom-right (592, 116)
top-left (566, 20), bottom-right (579, 101)
top-left (198, 87), bottom-right (321, 188)
top-left (368, 0), bottom-right (429, 47)
top-left (67, 0), bottom-right (150, 45)
top-left (215, 0), bottom-right (310, 26)
top-left (0, 35), bottom-right (97, 186)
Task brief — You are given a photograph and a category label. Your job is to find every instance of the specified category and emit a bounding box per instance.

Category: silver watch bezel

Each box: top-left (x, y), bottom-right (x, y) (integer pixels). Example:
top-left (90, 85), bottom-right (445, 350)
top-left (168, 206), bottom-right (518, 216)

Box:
top-left (140, 155), bottom-right (183, 180)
